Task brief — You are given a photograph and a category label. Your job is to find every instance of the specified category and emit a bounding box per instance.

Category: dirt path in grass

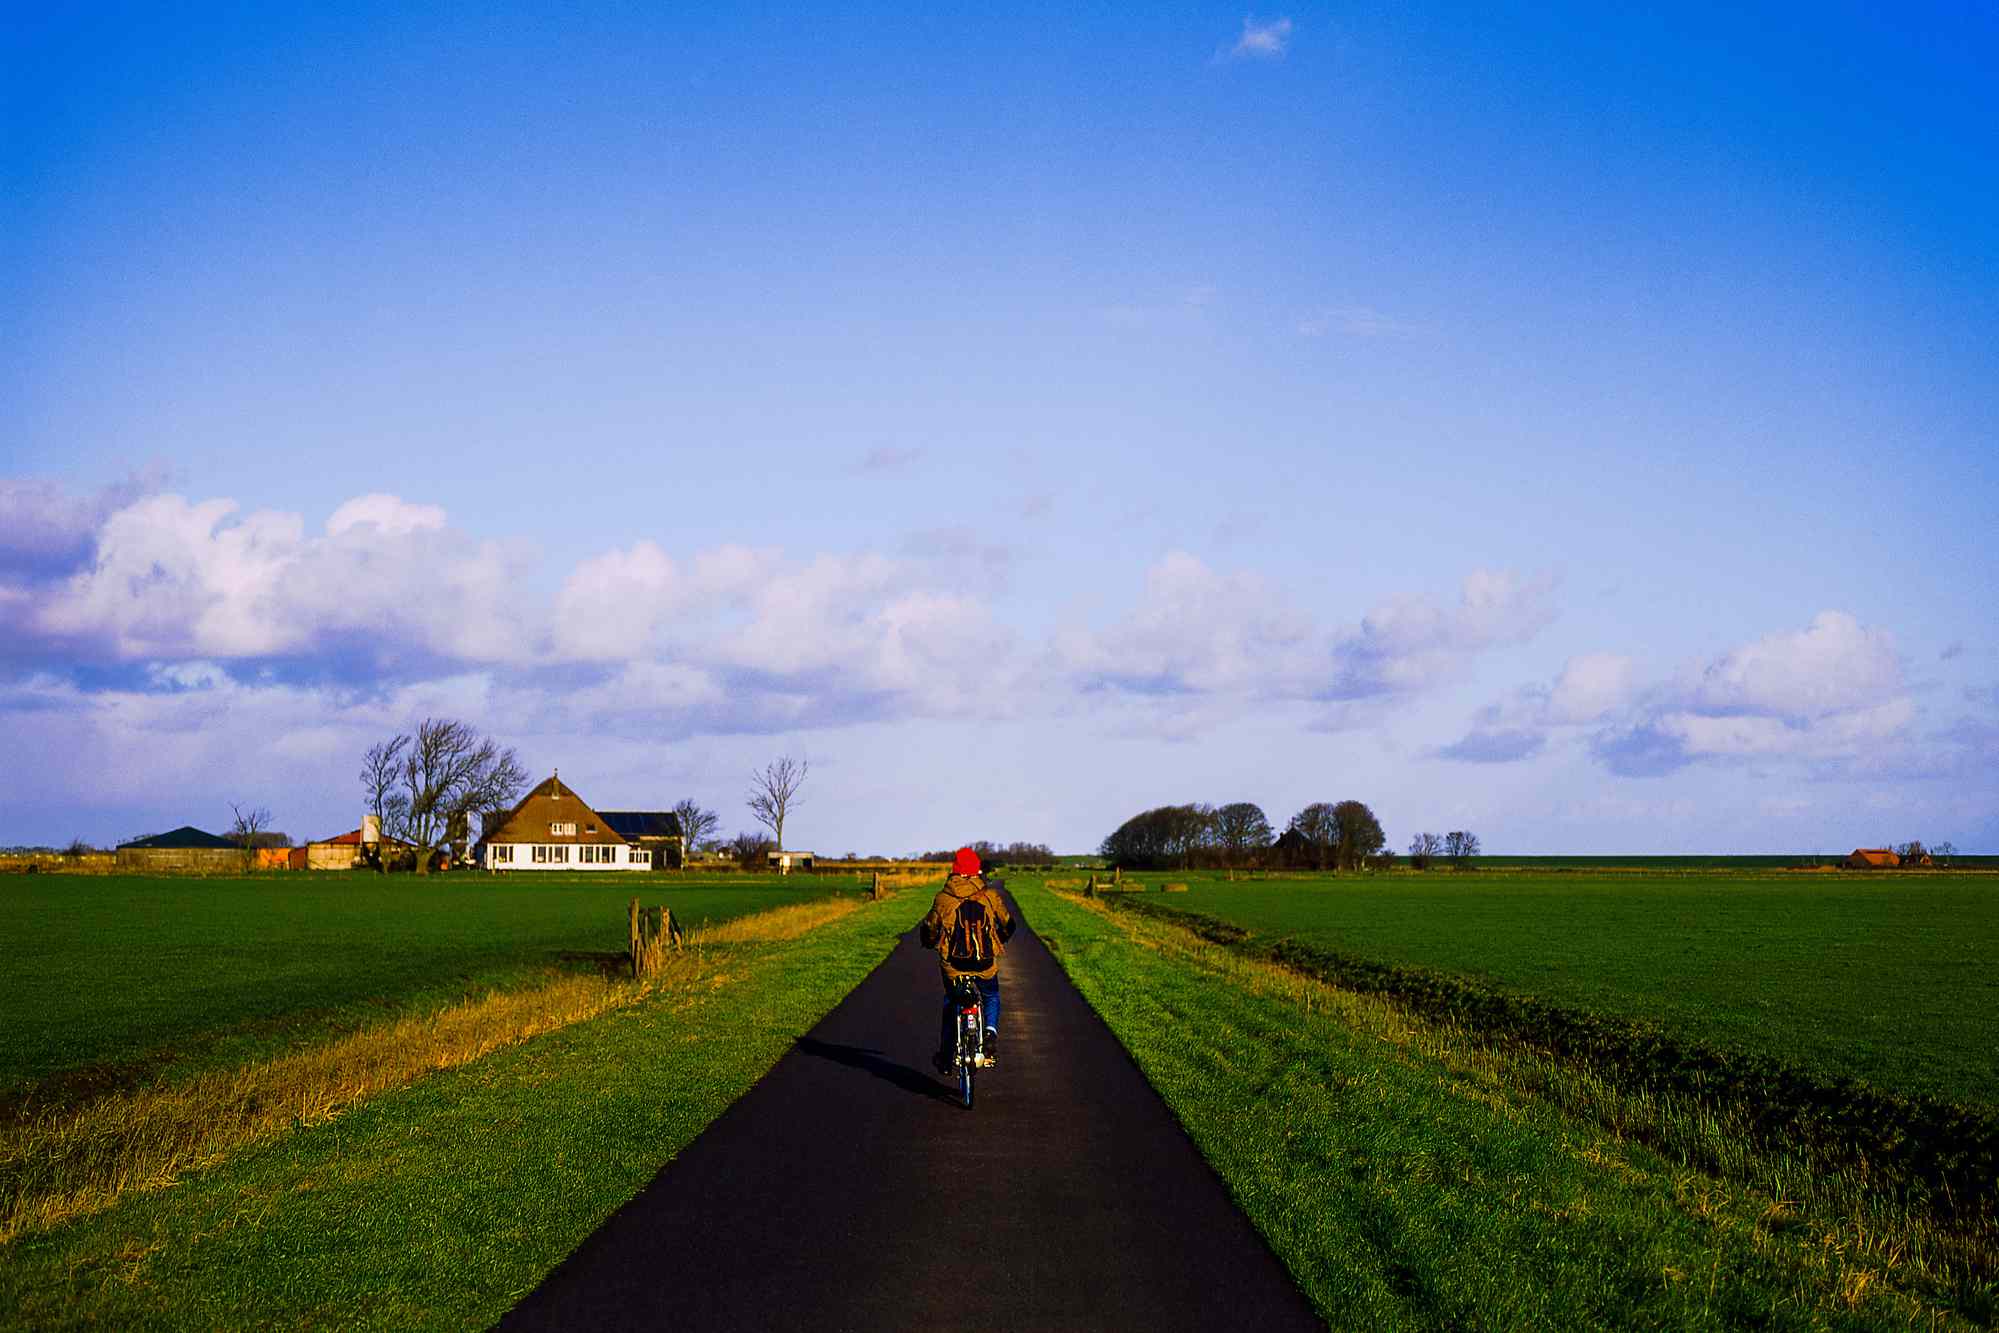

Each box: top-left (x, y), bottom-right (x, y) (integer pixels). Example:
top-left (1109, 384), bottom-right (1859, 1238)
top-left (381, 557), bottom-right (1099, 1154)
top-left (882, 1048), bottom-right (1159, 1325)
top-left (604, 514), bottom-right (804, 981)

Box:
top-left (500, 894), bottom-right (1324, 1332)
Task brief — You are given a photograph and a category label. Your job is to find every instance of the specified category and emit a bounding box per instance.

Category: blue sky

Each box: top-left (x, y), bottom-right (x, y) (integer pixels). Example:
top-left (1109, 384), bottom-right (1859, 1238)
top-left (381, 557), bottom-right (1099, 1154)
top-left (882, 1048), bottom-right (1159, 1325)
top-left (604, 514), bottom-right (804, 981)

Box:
top-left (5, 3), bottom-right (1995, 854)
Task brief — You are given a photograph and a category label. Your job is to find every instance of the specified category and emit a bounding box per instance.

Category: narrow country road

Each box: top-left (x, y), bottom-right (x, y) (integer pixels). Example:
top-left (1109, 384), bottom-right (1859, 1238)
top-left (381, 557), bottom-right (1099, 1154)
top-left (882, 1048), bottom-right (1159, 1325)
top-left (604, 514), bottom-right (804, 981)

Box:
top-left (498, 895), bottom-right (1325, 1331)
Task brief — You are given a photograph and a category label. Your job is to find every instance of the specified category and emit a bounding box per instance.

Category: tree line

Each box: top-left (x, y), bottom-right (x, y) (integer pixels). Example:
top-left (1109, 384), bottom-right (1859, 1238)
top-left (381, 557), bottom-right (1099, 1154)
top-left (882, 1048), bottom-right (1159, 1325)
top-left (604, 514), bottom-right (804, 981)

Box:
top-left (1100, 801), bottom-right (1484, 872)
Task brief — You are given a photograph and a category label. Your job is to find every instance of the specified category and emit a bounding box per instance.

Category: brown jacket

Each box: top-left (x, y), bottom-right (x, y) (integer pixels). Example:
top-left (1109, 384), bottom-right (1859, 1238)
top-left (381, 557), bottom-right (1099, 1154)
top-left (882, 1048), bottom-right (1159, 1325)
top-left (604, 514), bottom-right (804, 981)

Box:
top-left (920, 875), bottom-right (1016, 980)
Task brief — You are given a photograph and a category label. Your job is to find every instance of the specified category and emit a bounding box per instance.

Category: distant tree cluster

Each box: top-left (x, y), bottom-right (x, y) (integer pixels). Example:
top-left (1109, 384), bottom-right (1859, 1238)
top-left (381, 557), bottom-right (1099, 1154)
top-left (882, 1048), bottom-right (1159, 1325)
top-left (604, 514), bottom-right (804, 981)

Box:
top-left (918, 840), bottom-right (1057, 867)
top-left (1098, 800), bottom-right (1394, 871)
top-left (1407, 830), bottom-right (1481, 869)
top-left (1892, 840), bottom-right (1956, 866)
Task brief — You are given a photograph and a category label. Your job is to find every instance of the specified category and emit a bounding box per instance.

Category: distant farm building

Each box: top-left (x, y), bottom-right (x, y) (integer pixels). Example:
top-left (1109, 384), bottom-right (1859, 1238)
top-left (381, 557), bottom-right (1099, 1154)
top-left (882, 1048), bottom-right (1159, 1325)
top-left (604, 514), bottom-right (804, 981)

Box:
top-left (478, 773), bottom-right (652, 871)
top-left (117, 826), bottom-right (241, 873)
top-left (1846, 848), bottom-right (1901, 869)
top-left (301, 819), bottom-right (416, 871)
top-left (766, 850), bottom-right (815, 873)
top-left (598, 810), bottom-right (683, 871)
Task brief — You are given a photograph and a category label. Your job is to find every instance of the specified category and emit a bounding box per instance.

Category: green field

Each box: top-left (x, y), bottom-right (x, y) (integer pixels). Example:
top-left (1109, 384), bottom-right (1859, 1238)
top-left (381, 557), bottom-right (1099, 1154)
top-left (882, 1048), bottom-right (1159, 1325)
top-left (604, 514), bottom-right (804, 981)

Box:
top-left (1094, 870), bottom-right (1999, 1107)
top-left (0, 872), bottom-right (852, 1109)
top-left (1, 894), bottom-right (911, 1329)
top-left (1024, 880), bottom-right (1994, 1328)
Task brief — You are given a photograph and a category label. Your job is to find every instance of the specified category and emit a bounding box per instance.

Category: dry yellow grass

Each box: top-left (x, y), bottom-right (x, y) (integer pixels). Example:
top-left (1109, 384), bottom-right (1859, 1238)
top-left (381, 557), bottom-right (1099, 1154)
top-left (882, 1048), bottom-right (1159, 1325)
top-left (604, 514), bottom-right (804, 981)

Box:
top-left (0, 894), bottom-right (862, 1245)
top-left (697, 896), bottom-right (861, 944)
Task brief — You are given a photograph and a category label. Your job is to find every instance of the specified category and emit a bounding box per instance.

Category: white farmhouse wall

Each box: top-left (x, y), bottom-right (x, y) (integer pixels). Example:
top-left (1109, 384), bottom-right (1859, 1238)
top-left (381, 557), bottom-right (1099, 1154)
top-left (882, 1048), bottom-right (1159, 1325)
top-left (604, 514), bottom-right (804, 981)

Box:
top-left (483, 842), bottom-right (650, 871)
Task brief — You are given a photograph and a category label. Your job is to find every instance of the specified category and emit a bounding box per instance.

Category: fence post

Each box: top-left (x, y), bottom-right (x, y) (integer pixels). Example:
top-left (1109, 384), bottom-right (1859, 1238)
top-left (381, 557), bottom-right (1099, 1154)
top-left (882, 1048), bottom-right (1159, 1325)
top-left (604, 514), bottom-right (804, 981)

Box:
top-left (629, 898), bottom-right (641, 978)
top-left (662, 905), bottom-right (683, 951)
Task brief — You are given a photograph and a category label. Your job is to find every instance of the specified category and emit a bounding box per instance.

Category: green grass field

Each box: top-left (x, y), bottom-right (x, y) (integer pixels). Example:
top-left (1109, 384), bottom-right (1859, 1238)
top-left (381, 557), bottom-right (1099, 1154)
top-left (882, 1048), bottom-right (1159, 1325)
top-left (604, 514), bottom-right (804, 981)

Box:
top-left (1101, 870), bottom-right (1998, 1107)
top-left (0, 872), bottom-right (853, 1109)
top-left (0, 894), bottom-right (911, 1329)
top-left (1023, 880), bottom-right (1994, 1328)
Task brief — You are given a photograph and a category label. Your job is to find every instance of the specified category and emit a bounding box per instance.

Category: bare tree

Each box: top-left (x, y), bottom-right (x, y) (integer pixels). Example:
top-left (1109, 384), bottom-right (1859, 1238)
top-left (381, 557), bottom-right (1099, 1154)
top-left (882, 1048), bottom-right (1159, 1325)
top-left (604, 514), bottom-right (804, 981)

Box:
top-left (1213, 802), bottom-right (1275, 867)
top-left (1409, 831), bottom-right (1442, 869)
top-left (360, 719), bottom-right (527, 874)
top-left (1933, 840), bottom-right (1957, 868)
top-left (671, 798), bottom-right (719, 868)
top-left (229, 801), bottom-right (272, 870)
top-left (729, 830), bottom-right (775, 866)
top-left (1444, 830), bottom-right (1482, 867)
top-left (747, 756), bottom-right (808, 853)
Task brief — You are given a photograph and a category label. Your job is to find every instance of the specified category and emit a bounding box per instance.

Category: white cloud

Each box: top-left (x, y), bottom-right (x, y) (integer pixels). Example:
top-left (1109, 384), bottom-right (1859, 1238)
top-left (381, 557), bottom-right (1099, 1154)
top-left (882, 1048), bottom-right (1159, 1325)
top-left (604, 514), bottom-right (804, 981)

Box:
top-left (1327, 569), bottom-right (1558, 700)
top-left (1681, 610), bottom-right (1902, 720)
top-left (1546, 652), bottom-right (1641, 724)
top-left (1444, 611), bottom-right (1919, 776)
top-left (325, 494), bottom-right (447, 537)
top-left (33, 492), bottom-right (527, 666)
top-left (1227, 16), bottom-right (1293, 59)
top-left (1058, 556), bottom-right (1555, 726)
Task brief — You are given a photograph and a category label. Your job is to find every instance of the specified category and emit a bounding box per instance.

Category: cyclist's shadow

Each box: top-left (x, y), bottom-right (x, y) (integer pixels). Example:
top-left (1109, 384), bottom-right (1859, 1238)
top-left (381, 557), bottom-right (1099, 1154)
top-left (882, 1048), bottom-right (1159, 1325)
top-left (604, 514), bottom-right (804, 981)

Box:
top-left (793, 1037), bottom-right (960, 1105)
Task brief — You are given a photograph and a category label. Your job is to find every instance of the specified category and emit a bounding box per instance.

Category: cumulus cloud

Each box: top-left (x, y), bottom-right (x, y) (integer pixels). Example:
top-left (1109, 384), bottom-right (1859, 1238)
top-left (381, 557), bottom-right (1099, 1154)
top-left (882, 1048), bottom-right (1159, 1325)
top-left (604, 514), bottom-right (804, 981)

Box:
top-left (1058, 555), bottom-right (1554, 722)
top-left (1434, 651), bottom-right (1635, 764)
top-left (1226, 16), bottom-right (1293, 59)
top-left (1325, 569), bottom-right (1558, 701)
top-left (30, 492), bottom-right (525, 668)
top-left (1445, 611), bottom-right (1919, 777)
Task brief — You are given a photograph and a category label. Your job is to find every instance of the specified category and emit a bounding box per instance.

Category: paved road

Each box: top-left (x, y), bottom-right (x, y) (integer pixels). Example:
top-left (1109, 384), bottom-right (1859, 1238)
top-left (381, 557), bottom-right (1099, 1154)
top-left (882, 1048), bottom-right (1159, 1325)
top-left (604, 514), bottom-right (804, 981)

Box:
top-left (499, 895), bottom-right (1324, 1332)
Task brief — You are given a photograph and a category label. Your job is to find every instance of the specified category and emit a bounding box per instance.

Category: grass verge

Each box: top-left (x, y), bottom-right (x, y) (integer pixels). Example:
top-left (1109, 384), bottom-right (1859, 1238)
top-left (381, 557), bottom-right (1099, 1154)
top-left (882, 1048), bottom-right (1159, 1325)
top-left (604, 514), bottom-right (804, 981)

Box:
top-left (1023, 880), bottom-right (1994, 1330)
top-left (0, 895), bottom-right (902, 1329)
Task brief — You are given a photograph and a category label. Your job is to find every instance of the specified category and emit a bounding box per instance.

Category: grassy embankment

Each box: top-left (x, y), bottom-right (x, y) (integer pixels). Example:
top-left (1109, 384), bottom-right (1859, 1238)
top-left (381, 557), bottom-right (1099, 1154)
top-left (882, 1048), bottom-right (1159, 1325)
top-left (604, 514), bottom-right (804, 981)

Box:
top-left (1023, 875), bottom-right (1996, 1329)
top-left (0, 886), bottom-right (912, 1328)
top-left (1, 872), bottom-right (850, 1112)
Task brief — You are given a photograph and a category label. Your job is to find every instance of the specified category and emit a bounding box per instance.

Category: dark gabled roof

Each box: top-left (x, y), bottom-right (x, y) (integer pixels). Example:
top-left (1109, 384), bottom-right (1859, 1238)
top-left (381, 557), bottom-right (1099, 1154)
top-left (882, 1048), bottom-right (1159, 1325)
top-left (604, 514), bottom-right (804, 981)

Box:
top-left (598, 810), bottom-right (683, 839)
top-left (119, 826), bottom-right (237, 850)
top-left (482, 774), bottom-right (628, 846)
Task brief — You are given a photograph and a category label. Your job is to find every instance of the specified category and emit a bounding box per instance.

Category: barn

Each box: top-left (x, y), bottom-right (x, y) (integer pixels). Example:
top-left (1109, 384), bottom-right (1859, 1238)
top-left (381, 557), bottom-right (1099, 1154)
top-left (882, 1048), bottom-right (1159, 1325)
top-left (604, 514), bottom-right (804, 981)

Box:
top-left (117, 826), bottom-right (241, 873)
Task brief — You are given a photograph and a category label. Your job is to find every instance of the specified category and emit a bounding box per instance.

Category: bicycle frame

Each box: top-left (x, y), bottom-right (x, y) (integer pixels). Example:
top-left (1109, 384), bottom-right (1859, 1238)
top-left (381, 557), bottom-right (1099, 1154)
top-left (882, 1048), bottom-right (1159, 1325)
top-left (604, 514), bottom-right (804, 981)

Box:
top-left (953, 977), bottom-right (985, 1108)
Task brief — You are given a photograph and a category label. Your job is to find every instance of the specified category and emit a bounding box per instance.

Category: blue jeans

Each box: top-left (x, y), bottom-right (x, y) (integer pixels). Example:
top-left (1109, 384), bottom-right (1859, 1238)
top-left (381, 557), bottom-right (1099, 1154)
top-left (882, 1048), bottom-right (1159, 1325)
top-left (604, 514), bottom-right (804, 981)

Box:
top-left (939, 973), bottom-right (1000, 1054)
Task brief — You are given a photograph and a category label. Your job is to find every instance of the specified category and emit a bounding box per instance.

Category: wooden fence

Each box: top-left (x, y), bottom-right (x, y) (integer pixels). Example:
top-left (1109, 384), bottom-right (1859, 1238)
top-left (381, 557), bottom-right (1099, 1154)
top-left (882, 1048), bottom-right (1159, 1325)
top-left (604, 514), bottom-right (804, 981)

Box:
top-left (628, 898), bottom-right (685, 979)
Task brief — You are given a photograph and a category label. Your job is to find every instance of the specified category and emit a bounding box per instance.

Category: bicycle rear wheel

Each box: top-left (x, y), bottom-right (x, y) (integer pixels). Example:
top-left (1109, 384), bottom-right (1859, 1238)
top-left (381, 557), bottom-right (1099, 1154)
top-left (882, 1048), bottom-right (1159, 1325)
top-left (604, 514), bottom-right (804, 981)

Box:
top-left (959, 1056), bottom-right (974, 1108)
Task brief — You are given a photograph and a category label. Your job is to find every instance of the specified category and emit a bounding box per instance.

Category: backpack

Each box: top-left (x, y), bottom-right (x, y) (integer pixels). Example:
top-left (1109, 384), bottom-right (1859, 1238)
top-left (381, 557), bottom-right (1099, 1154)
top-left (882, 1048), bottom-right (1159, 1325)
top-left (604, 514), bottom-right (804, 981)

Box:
top-left (944, 890), bottom-right (1003, 967)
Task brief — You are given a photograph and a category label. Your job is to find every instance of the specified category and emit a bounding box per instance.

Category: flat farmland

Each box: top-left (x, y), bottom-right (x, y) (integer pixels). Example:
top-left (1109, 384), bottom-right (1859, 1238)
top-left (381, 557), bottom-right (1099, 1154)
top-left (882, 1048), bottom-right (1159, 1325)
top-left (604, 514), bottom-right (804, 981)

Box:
top-left (1107, 871), bottom-right (1999, 1106)
top-left (0, 872), bottom-right (850, 1108)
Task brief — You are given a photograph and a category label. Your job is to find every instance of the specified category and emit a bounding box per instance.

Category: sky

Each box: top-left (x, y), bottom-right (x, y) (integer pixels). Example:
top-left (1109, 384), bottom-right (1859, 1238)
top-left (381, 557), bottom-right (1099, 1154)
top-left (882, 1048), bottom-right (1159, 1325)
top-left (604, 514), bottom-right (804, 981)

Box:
top-left (5, 3), bottom-right (1996, 855)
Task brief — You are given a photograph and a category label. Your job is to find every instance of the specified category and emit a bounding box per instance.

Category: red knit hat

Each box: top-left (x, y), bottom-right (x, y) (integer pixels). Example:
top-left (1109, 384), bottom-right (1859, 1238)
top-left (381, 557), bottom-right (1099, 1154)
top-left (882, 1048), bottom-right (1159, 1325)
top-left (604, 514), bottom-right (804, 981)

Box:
top-left (952, 846), bottom-right (981, 876)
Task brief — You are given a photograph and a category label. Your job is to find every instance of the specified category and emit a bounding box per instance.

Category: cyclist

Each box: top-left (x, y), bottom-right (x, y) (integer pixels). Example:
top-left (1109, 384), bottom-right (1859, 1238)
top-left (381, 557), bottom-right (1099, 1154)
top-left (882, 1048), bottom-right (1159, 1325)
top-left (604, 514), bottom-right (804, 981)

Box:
top-left (920, 846), bottom-right (1015, 1073)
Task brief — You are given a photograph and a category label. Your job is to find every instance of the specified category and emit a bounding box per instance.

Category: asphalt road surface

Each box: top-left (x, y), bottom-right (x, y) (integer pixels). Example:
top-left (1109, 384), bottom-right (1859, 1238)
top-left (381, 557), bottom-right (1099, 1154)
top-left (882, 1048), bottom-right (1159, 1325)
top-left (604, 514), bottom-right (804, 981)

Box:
top-left (499, 895), bottom-right (1324, 1331)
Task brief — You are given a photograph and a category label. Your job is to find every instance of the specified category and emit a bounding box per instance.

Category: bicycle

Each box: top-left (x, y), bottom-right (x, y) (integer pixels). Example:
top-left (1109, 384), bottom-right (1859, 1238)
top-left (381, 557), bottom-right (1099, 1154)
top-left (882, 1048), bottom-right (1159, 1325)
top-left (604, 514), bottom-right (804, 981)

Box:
top-left (950, 974), bottom-right (991, 1109)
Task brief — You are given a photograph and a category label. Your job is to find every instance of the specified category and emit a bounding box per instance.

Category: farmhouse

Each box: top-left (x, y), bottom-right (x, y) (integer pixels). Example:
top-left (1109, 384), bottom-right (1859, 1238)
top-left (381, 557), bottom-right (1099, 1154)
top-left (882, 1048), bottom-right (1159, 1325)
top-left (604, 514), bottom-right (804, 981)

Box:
top-left (766, 849), bottom-right (815, 873)
top-left (478, 773), bottom-right (651, 871)
top-left (1846, 848), bottom-right (1902, 869)
top-left (597, 810), bottom-right (683, 871)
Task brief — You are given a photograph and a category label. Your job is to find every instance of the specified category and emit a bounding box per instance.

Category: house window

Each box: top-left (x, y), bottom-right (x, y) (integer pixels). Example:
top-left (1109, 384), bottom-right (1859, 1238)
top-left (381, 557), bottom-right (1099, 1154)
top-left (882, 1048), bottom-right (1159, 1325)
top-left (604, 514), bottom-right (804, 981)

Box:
top-left (532, 845), bottom-right (549, 864)
top-left (550, 822), bottom-right (576, 837)
top-left (633, 849), bottom-right (650, 866)
top-left (554, 845), bottom-right (569, 863)
top-left (492, 845), bottom-right (514, 864)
